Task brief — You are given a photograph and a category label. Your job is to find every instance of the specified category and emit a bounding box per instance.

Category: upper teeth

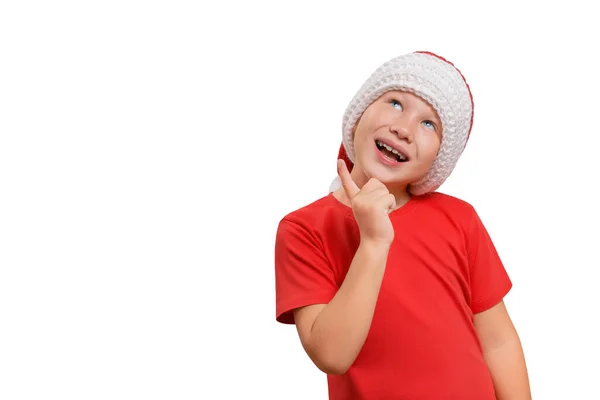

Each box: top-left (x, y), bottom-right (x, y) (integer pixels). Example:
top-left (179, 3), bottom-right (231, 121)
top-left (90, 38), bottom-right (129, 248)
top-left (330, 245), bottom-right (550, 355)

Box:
top-left (377, 140), bottom-right (406, 160)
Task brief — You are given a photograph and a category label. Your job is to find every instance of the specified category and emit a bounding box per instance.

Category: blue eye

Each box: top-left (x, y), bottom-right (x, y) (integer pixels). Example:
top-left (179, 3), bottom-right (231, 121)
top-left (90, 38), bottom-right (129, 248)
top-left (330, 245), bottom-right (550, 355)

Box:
top-left (422, 121), bottom-right (436, 130)
top-left (390, 99), bottom-right (402, 110)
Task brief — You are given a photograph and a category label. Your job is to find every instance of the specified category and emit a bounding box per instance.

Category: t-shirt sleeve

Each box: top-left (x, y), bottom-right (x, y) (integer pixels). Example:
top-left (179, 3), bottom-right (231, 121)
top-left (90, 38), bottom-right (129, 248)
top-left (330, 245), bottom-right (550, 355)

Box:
top-left (274, 217), bottom-right (339, 324)
top-left (466, 207), bottom-right (512, 314)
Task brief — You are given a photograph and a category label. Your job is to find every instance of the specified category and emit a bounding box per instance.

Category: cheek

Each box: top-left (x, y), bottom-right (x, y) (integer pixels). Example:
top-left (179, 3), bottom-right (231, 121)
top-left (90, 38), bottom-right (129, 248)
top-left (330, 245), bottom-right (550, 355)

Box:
top-left (353, 118), bottom-right (374, 146)
top-left (418, 134), bottom-right (442, 162)
top-left (354, 107), bottom-right (386, 137)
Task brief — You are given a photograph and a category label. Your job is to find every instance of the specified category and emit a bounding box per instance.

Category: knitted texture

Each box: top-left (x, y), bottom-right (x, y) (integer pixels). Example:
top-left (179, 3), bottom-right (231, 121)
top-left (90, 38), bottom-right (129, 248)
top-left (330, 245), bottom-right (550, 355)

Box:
top-left (330, 51), bottom-right (474, 195)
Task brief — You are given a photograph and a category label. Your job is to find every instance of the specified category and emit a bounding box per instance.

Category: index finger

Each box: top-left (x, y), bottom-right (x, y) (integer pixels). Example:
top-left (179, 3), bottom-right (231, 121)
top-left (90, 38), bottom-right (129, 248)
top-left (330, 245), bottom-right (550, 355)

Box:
top-left (337, 159), bottom-right (360, 199)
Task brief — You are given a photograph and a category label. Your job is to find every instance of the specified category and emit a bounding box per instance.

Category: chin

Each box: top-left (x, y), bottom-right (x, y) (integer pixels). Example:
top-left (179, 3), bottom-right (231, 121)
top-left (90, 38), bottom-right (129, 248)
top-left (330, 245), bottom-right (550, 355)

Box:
top-left (363, 164), bottom-right (409, 186)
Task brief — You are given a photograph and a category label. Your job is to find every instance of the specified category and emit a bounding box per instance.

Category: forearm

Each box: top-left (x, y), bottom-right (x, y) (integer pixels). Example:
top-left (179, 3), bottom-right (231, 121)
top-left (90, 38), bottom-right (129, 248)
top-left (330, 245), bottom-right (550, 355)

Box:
top-left (308, 240), bottom-right (389, 374)
top-left (484, 338), bottom-right (531, 400)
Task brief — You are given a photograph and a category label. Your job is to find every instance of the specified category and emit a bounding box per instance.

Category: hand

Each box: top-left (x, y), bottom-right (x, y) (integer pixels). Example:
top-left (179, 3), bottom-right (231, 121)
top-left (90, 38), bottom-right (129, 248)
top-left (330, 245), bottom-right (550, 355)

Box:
top-left (337, 160), bottom-right (396, 246)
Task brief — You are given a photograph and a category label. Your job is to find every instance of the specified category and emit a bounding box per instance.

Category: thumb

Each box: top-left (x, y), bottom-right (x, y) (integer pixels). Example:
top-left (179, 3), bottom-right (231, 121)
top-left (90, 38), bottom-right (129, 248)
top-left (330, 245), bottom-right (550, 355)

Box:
top-left (337, 159), bottom-right (359, 199)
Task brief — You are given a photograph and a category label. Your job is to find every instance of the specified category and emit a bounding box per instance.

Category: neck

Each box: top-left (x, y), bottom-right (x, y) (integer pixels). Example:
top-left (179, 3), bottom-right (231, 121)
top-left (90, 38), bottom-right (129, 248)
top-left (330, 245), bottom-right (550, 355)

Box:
top-left (390, 188), bottom-right (412, 209)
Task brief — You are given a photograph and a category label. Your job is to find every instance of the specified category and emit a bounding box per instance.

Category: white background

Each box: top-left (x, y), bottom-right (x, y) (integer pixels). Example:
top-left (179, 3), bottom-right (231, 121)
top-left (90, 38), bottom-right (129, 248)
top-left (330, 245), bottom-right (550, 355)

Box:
top-left (1, 1), bottom-right (599, 399)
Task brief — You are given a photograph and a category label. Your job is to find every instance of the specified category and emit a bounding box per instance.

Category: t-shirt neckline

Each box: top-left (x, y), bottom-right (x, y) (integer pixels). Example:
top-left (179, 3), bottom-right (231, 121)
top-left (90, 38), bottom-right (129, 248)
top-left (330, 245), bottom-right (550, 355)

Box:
top-left (326, 191), bottom-right (422, 219)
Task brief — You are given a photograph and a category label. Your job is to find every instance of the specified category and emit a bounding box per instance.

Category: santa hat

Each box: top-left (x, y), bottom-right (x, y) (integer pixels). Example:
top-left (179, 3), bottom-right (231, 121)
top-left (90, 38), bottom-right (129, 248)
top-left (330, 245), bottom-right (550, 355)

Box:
top-left (329, 51), bottom-right (474, 195)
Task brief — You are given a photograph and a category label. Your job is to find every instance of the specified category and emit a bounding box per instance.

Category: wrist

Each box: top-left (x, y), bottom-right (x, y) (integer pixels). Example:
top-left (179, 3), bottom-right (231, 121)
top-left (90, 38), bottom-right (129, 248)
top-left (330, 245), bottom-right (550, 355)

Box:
top-left (358, 239), bottom-right (392, 254)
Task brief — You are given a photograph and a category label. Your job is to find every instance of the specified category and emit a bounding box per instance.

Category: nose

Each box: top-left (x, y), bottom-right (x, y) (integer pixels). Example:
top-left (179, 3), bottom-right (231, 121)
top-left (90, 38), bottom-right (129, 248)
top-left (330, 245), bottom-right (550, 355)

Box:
top-left (390, 123), bottom-right (413, 143)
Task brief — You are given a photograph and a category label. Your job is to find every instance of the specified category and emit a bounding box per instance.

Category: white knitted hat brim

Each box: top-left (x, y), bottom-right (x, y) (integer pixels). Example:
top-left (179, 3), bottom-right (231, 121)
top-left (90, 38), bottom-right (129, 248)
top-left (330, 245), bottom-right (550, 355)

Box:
top-left (334, 52), bottom-right (473, 196)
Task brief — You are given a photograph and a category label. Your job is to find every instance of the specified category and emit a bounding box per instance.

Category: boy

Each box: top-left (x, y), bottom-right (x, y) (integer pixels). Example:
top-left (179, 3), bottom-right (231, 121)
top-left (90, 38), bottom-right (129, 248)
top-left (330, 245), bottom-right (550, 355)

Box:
top-left (274, 51), bottom-right (531, 399)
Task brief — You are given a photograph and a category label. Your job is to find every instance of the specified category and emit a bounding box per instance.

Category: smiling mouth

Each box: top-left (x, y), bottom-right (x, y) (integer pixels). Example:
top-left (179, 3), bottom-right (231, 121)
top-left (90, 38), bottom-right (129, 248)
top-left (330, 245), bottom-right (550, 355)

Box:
top-left (375, 140), bottom-right (408, 162)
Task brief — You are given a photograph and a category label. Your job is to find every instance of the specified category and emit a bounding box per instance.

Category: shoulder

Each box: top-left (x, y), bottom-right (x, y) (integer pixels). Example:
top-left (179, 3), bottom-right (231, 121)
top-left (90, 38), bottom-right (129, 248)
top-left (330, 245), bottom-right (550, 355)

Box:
top-left (418, 191), bottom-right (477, 219)
top-left (279, 193), bottom-right (347, 230)
top-left (409, 192), bottom-right (485, 239)
top-left (275, 193), bottom-right (354, 254)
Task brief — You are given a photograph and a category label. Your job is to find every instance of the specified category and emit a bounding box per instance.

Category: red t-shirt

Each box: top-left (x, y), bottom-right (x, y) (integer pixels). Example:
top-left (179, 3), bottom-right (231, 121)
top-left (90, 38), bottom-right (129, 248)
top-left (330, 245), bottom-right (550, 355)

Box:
top-left (274, 191), bottom-right (512, 400)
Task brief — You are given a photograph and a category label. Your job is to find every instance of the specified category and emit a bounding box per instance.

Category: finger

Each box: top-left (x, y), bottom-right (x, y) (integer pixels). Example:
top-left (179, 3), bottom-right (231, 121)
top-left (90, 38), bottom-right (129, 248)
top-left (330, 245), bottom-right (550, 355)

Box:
top-left (364, 192), bottom-right (396, 214)
top-left (337, 159), bottom-right (359, 199)
top-left (373, 194), bottom-right (396, 215)
top-left (385, 194), bottom-right (397, 213)
top-left (360, 186), bottom-right (390, 201)
top-left (361, 178), bottom-right (388, 194)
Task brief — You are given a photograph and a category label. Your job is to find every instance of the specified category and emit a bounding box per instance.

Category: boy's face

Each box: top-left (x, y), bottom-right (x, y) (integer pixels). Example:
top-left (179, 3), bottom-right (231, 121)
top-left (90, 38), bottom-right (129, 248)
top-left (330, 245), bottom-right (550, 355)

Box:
top-left (351, 90), bottom-right (442, 192)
